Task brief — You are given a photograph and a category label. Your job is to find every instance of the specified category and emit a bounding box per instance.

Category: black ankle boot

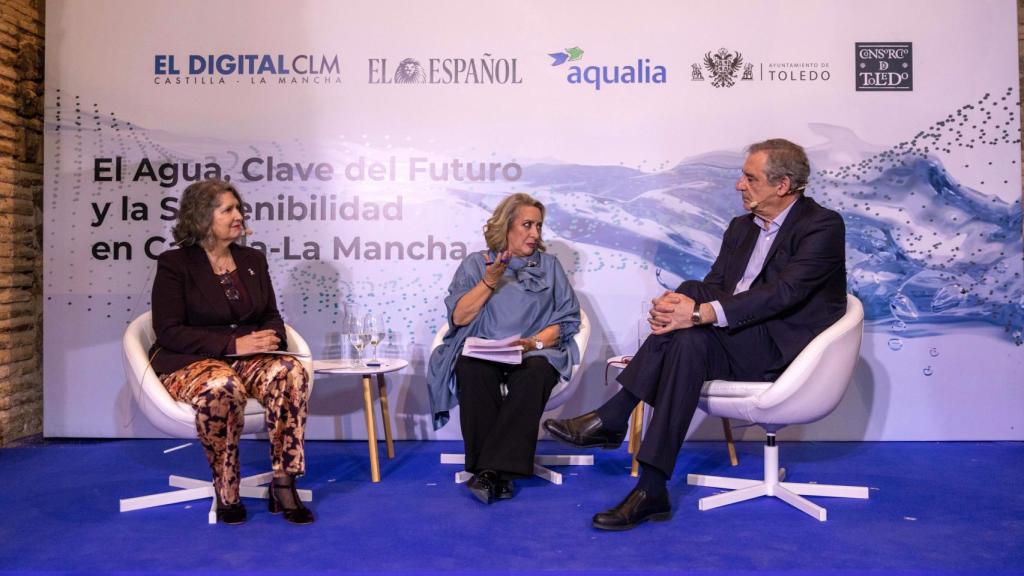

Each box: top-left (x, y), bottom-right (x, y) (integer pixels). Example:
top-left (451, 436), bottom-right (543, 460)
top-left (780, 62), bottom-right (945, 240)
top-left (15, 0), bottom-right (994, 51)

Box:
top-left (269, 476), bottom-right (315, 525)
top-left (215, 493), bottom-right (247, 525)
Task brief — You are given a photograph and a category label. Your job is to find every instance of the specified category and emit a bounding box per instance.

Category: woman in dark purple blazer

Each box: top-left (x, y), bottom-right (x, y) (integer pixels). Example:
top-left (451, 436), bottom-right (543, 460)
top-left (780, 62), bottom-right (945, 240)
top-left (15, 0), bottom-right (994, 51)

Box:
top-left (150, 178), bottom-right (313, 525)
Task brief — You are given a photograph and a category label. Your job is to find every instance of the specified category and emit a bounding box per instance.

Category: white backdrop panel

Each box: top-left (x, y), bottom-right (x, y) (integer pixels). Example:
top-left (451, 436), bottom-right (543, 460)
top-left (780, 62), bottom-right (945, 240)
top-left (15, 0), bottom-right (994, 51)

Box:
top-left (43, 0), bottom-right (1023, 440)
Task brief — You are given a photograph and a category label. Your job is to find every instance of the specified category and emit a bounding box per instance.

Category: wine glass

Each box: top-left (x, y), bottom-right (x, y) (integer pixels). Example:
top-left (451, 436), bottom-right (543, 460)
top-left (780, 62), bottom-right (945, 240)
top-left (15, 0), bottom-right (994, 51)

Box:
top-left (345, 315), bottom-right (366, 367)
top-left (364, 313), bottom-right (385, 365)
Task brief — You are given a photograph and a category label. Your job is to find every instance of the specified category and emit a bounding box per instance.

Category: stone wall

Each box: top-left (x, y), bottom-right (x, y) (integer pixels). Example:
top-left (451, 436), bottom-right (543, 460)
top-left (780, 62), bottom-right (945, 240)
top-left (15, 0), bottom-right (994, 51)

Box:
top-left (0, 0), bottom-right (43, 446)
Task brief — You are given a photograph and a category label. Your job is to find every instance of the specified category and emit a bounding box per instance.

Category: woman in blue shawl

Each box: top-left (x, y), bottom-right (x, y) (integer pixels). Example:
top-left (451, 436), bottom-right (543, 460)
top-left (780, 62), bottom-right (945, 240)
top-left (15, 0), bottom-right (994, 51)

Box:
top-left (427, 193), bottom-right (580, 504)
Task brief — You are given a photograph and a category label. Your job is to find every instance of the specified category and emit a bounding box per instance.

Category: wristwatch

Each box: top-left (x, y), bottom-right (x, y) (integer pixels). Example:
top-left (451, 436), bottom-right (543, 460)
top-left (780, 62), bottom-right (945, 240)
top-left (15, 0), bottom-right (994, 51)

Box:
top-left (533, 339), bottom-right (544, 351)
top-left (691, 307), bottom-right (702, 326)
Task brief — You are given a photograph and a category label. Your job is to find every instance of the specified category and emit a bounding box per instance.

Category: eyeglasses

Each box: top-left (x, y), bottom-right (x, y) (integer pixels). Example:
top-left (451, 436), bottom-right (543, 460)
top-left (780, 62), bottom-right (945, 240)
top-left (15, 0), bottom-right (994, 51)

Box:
top-left (218, 272), bottom-right (240, 302)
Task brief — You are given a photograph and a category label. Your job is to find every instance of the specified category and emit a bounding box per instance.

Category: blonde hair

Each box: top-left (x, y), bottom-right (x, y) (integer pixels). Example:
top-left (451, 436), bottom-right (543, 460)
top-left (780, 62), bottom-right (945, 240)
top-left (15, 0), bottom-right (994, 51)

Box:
top-left (483, 193), bottom-right (546, 253)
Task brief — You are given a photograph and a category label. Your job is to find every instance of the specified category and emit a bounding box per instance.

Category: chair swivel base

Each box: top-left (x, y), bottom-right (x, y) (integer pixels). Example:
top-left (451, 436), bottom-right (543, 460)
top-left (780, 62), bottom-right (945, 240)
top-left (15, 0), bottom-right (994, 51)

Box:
top-left (119, 471), bottom-right (313, 524)
top-left (686, 437), bottom-right (868, 522)
top-left (440, 453), bottom-right (594, 485)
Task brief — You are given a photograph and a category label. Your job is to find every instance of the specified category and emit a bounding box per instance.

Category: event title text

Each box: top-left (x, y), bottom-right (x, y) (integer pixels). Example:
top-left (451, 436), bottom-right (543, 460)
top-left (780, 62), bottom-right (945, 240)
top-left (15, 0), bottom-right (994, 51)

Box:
top-left (94, 156), bottom-right (523, 188)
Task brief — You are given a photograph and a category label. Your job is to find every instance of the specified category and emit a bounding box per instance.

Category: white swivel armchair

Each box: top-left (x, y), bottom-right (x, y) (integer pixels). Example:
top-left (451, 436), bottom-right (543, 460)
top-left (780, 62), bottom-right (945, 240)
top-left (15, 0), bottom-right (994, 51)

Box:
top-left (118, 311), bottom-right (314, 523)
top-left (437, 309), bottom-right (592, 484)
top-left (686, 294), bottom-right (869, 521)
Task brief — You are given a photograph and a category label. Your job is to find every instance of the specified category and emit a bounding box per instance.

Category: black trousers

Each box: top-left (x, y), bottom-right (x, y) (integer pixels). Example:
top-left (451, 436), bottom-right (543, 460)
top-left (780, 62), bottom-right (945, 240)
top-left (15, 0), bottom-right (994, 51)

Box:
top-left (615, 281), bottom-right (784, 478)
top-left (455, 355), bottom-right (559, 477)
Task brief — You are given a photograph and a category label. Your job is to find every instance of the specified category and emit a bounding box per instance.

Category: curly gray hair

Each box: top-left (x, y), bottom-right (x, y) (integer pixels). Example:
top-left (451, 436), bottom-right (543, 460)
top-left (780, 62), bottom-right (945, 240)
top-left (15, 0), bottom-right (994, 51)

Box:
top-left (170, 178), bottom-right (243, 247)
top-left (747, 138), bottom-right (809, 193)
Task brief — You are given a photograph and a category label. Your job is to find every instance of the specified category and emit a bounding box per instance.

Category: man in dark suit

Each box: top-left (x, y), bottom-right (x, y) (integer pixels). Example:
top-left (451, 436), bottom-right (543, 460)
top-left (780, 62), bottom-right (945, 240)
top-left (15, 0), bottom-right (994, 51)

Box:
top-left (545, 139), bottom-right (847, 530)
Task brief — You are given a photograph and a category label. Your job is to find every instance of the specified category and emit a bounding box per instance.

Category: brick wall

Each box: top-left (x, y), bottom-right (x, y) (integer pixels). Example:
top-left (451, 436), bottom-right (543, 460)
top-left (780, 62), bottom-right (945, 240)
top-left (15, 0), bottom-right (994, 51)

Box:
top-left (0, 0), bottom-right (43, 446)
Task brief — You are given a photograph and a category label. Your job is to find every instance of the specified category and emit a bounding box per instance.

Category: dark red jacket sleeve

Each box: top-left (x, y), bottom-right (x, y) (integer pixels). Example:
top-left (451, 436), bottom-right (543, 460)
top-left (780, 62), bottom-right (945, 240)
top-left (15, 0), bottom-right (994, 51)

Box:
top-left (151, 250), bottom-right (236, 358)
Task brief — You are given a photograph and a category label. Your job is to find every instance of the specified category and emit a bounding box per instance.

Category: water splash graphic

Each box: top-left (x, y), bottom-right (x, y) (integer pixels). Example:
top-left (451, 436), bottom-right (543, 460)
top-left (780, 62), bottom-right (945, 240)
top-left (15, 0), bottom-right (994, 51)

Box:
top-left (45, 88), bottom-right (1022, 344)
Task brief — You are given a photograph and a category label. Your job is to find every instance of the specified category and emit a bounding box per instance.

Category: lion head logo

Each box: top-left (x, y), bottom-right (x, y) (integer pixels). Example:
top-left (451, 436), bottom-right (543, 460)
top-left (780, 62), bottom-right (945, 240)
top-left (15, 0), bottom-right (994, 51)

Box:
top-left (394, 58), bottom-right (426, 84)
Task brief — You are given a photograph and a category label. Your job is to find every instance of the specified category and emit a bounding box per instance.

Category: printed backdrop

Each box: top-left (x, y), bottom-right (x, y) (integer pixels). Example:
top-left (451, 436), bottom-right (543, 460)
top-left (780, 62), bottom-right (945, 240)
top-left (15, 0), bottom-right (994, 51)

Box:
top-left (43, 0), bottom-right (1023, 440)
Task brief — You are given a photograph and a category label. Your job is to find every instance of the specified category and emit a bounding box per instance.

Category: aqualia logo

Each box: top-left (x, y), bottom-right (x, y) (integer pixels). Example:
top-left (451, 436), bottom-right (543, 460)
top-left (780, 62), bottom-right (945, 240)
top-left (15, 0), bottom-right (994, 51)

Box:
top-left (549, 47), bottom-right (667, 91)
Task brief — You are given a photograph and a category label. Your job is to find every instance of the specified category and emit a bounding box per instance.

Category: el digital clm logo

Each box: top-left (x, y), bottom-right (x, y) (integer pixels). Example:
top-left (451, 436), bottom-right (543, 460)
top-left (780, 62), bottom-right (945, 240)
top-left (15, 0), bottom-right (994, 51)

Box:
top-left (855, 42), bottom-right (912, 91)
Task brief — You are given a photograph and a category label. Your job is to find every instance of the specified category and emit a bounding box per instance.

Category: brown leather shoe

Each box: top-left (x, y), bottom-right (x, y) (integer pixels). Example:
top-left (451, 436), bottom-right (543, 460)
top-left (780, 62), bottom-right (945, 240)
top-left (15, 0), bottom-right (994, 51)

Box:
top-left (543, 411), bottom-right (626, 449)
top-left (592, 488), bottom-right (671, 531)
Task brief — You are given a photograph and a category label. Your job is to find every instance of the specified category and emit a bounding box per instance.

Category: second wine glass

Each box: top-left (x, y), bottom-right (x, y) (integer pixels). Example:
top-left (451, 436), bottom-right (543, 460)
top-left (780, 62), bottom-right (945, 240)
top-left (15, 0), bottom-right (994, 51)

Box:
top-left (365, 313), bottom-right (385, 365)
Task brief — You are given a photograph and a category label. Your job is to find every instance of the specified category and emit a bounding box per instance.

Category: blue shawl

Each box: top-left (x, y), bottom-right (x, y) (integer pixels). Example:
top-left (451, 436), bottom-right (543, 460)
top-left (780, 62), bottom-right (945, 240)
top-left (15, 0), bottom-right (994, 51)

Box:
top-left (426, 250), bottom-right (580, 429)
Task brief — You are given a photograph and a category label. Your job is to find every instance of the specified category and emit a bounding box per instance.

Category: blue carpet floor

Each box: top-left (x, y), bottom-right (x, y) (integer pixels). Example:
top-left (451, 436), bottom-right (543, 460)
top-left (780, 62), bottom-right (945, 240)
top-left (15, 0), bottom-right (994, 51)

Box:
top-left (0, 438), bottom-right (1021, 575)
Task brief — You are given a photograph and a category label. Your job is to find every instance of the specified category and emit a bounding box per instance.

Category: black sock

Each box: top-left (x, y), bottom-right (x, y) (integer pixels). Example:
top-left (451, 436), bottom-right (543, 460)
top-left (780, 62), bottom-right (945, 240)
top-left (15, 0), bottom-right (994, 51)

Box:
top-left (636, 464), bottom-right (668, 497)
top-left (594, 387), bottom-right (640, 433)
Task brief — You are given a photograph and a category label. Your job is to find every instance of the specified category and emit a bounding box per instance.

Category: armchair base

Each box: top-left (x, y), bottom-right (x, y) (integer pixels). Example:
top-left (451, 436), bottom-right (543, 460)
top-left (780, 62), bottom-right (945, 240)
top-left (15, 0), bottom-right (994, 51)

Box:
top-left (120, 471), bottom-right (313, 524)
top-left (686, 434), bottom-right (868, 522)
top-left (441, 453), bottom-right (594, 486)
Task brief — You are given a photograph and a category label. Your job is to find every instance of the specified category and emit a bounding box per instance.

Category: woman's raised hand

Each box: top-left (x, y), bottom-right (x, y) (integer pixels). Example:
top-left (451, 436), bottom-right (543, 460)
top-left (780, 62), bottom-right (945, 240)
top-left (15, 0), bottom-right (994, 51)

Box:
top-left (482, 250), bottom-right (511, 288)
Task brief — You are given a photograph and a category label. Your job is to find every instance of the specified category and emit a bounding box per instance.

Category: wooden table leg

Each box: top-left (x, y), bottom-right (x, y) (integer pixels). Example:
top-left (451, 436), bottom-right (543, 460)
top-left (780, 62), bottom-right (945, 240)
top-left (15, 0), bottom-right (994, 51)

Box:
top-left (362, 375), bottom-right (380, 482)
top-left (627, 404), bottom-right (639, 455)
top-left (629, 403), bottom-right (644, 477)
top-left (377, 374), bottom-right (395, 459)
top-left (722, 417), bottom-right (739, 467)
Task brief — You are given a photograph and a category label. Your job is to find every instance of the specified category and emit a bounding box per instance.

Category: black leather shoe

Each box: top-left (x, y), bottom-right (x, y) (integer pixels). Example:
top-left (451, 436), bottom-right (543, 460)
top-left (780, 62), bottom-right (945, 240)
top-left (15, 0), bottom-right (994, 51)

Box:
top-left (466, 470), bottom-right (498, 504)
top-left (215, 496), bottom-right (247, 525)
top-left (543, 411), bottom-right (626, 449)
top-left (269, 477), bottom-right (315, 525)
top-left (495, 477), bottom-right (515, 500)
top-left (592, 488), bottom-right (671, 531)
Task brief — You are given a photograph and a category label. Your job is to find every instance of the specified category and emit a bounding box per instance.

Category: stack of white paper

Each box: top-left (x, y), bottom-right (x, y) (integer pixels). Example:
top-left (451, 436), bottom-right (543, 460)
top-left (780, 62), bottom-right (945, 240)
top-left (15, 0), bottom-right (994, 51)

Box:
top-left (461, 334), bottom-right (524, 364)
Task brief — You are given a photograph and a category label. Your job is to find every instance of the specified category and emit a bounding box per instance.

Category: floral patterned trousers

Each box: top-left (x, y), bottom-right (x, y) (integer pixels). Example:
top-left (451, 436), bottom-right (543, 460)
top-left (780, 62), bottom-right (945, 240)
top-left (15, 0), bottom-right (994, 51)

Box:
top-left (160, 354), bottom-right (309, 505)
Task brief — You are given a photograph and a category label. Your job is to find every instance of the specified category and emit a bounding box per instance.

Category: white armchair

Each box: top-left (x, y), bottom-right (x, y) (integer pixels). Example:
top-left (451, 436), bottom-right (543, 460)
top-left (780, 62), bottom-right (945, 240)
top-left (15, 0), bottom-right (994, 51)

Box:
top-left (686, 294), bottom-right (869, 521)
top-left (118, 311), bottom-right (313, 523)
top-left (437, 309), bottom-right (593, 484)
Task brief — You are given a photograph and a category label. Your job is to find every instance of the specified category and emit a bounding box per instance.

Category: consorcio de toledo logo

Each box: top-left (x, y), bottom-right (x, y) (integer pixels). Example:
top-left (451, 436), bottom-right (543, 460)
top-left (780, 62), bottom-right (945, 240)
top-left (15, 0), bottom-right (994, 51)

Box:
top-left (855, 42), bottom-right (912, 91)
top-left (548, 46), bottom-right (667, 90)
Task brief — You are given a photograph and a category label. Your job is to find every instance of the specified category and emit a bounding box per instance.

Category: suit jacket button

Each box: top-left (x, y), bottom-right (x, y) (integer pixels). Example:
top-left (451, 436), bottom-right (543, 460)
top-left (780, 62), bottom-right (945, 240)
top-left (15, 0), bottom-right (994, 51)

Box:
top-left (230, 324), bottom-right (238, 329)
